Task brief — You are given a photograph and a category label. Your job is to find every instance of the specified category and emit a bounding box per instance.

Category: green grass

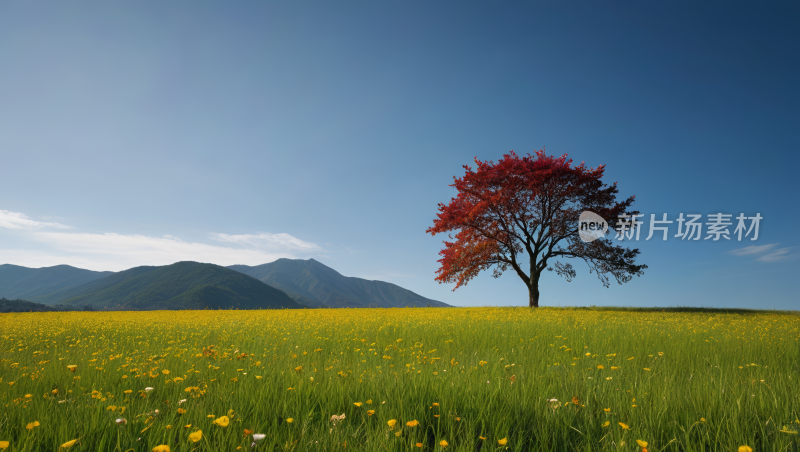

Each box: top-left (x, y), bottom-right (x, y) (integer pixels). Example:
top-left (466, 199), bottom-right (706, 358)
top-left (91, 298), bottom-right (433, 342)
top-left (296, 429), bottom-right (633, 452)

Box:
top-left (0, 307), bottom-right (798, 451)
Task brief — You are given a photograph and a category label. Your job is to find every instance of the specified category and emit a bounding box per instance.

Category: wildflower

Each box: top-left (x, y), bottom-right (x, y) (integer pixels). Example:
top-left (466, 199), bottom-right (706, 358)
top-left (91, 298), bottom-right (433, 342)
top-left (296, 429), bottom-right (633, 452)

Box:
top-left (387, 419), bottom-right (397, 428)
top-left (60, 439), bottom-right (78, 449)
top-left (637, 440), bottom-right (648, 447)
top-left (416, 443), bottom-right (423, 448)
top-left (643, 368), bottom-right (651, 371)
top-left (184, 425), bottom-right (192, 429)
top-left (738, 447), bottom-right (753, 452)
top-left (498, 438), bottom-right (508, 445)
top-left (124, 390), bottom-right (133, 394)
top-left (407, 420), bottom-right (419, 427)
top-left (162, 370), bottom-right (170, 375)
top-left (619, 422), bottom-right (630, 430)
top-left (213, 416), bottom-right (230, 427)
top-left (144, 387), bottom-right (154, 392)
top-left (152, 446), bottom-right (170, 452)
top-left (116, 418), bottom-right (127, 425)
top-left (253, 433), bottom-right (266, 443)
top-left (602, 421), bottom-right (610, 427)
top-left (286, 418), bottom-right (294, 423)
top-left (597, 365), bottom-right (605, 369)
top-left (700, 418), bottom-right (706, 422)
top-left (177, 408), bottom-right (186, 414)
top-left (432, 402), bottom-right (439, 407)
top-left (353, 402), bottom-right (362, 407)
top-left (67, 365), bottom-right (77, 372)
top-left (0, 441), bottom-right (8, 449)
top-left (479, 436), bottom-right (487, 440)
top-left (439, 439), bottom-right (448, 447)
top-left (604, 408), bottom-right (611, 413)
top-left (189, 430), bottom-right (202, 443)
top-left (367, 410), bottom-right (375, 416)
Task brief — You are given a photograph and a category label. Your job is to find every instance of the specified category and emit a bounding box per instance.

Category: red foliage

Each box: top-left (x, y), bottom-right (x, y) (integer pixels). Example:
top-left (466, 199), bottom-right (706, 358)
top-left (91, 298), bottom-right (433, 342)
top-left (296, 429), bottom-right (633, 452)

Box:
top-left (426, 149), bottom-right (646, 307)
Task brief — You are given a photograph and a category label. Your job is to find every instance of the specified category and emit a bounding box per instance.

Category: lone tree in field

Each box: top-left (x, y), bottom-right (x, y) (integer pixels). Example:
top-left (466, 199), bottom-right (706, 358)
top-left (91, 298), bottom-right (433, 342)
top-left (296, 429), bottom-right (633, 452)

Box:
top-left (426, 149), bottom-right (646, 307)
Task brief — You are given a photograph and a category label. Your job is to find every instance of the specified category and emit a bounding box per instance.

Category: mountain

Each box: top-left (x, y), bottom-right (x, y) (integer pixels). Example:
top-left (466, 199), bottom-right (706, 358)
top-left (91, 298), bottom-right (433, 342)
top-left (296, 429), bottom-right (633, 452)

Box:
top-left (228, 258), bottom-right (449, 308)
top-left (56, 261), bottom-right (302, 310)
top-left (0, 264), bottom-right (113, 303)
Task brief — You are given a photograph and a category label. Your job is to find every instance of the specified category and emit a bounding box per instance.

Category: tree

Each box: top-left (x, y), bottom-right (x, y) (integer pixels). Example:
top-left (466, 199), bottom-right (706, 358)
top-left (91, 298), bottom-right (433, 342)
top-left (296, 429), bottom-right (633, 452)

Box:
top-left (426, 149), bottom-right (647, 307)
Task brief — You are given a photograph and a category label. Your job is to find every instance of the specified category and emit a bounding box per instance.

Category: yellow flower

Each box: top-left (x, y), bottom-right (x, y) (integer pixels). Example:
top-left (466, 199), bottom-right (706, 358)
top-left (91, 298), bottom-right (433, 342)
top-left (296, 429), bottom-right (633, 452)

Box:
top-left (184, 425), bottom-right (192, 429)
top-left (124, 390), bottom-right (133, 394)
top-left (0, 441), bottom-right (8, 449)
top-left (188, 430), bottom-right (202, 442)
top-left (619, 422), bottom-right (630, 430)
top-left (479, 436), bottom-right (487, 440)
top-left (602, 421), bottom-right (610, 427)
top-left (162, 370), bottom-right (170, 375)
top-left (439, 439), bottom-right (448, 447)
top-left (636, 440), bottom-right (648, 447)
top-left (367, 410), bottom-right (375, 416)
top-left (177, 408), bottom-right (186, 414)
top-left (67, 365), bottom-right (77, 372)
top-left (286, 418), bottom-right (294, 423)
top-left (51, 389), bottom-right (58, 395)
top-left (60, 439), bottom-right (78, 449)
top-left (738, 447), bottom-right (753, 452)
top-left (597, 365), bottom-right (605, 369)
top-left (366, 399), bottom-right (372, 404)
top-left (643, 368), bottom-right (651, 371)
top-left (498, 438), bottom-right (508, 445)
top-left (700, 418), bottom-right (706, 422)
top-left (407, 420), bottom-right (419, 427)
top-left (604, 408), bottom-right (611, 412)
top-left (207, 415), bottom-right (215, 418)
top-left (387, 419), bottom-right (397, 428)
top-left (416, 443), bottom-right (423, 448)
top-left (213, 416), bottom-right (230, 427)
top-left (353, 402), bottom-right (362, 407)
top-left (432, 402), bottom-right (440, 407)
top-left (152, 446), bottom-right (170, 452)
top-left (26, 421), bottom-right (40, 430)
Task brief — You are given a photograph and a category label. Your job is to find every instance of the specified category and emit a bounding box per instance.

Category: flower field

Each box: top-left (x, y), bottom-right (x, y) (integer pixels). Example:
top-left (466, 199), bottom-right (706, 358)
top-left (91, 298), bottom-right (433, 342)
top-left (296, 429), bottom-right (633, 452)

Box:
top-left (0, 307), bottom-right (798, 451)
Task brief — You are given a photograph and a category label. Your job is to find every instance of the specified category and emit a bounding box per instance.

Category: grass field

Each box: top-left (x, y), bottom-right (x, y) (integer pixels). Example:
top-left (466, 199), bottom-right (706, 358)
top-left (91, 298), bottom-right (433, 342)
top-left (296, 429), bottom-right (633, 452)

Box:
top-left (0, 307), bottom-right (798, 451)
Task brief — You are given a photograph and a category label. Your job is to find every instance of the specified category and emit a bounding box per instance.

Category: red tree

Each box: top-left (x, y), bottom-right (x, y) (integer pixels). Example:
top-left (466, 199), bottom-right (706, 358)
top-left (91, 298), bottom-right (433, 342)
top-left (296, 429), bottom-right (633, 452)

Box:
top-left (426, 149), bottom-right (646, 307)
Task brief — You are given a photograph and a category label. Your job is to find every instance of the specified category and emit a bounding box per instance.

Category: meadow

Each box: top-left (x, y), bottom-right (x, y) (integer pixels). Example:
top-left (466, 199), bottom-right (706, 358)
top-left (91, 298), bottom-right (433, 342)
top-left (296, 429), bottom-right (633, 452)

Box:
top-left (0, 307), bottom-right (798, 451)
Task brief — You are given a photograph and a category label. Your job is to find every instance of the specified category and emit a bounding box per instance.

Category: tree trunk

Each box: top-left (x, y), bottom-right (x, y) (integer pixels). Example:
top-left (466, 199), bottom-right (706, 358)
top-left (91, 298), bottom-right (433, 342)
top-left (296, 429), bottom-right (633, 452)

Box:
top-left (528, 274), bottom-right (540, 308)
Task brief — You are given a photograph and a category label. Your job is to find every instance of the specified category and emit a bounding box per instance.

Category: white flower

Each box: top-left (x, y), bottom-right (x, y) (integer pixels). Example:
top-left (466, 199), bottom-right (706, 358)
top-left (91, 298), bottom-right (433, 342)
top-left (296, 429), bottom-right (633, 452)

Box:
top-left (178, 399), bottom-right (187, 404)
top-left (116, 418), bottom-right (127, 425)
top-left (253, 433), bottom-right (266, 443)
top-left (547, 399), bottom-right (558, 403)
top-left (144, 387), bottom-right (154, 392)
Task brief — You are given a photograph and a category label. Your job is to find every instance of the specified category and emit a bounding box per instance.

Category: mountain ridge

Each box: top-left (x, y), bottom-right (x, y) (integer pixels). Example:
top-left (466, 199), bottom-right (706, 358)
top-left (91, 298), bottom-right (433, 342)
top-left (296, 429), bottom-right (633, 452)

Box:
top-left (228, 258), bottom-right (449, 308)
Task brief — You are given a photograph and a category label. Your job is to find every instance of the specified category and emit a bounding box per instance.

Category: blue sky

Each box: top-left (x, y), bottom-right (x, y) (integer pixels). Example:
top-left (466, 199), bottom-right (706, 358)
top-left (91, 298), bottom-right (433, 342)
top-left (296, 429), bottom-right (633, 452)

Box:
top-left (1, 1), bottom-right (797, 309)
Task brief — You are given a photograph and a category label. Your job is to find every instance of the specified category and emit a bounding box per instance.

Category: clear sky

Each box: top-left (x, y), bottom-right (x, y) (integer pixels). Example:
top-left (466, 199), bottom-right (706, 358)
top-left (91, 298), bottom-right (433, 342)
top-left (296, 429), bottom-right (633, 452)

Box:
top-left (1, 1), bottom-right (797, 309)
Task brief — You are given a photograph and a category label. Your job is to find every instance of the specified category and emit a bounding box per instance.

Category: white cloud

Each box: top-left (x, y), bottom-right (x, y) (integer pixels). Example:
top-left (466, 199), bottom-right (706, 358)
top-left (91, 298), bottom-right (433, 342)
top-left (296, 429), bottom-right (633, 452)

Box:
top-left (728, 243), bottom-right (777, 256)
top-left (755, 247), bottom-right (797, 263)
top-left (211, 232), bottom-right (321, 252)
top-left (0, 210), bottom-right (69, 230)
top-left (0, 209), bottom-right (321, 271)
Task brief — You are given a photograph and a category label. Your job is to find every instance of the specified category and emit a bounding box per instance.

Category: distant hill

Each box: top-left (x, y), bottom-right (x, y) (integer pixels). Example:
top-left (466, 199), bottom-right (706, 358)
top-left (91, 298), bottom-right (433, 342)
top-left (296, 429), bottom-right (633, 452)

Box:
top-left (228, 258), bottom-right (449, 308)
top-left (0, 297), bottom-right (80, 313)
top-left (56, 261), bottom-right (302, 310)
top-left (0, 264), bottom-right (113, 303)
